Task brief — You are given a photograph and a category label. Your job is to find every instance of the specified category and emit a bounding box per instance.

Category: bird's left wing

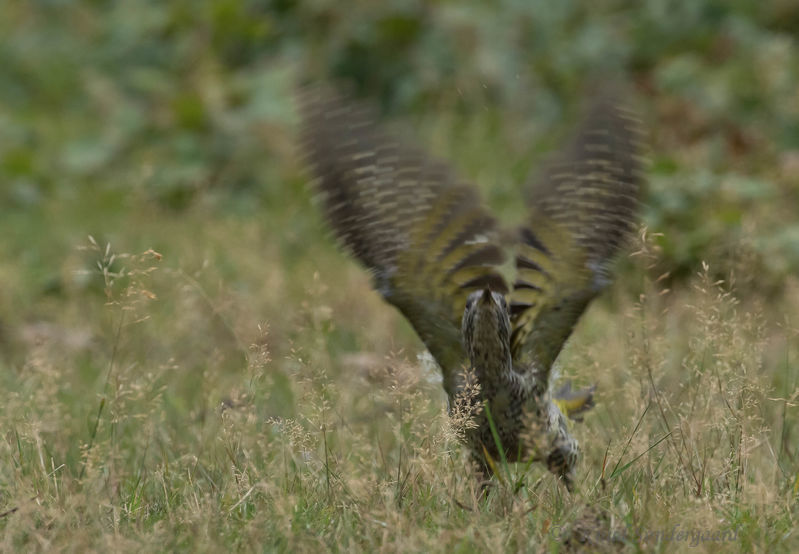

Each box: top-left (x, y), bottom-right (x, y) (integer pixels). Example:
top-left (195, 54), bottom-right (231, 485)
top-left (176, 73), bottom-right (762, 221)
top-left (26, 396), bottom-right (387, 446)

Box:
top-left (299, 86), bottom-right (509, 394)
top-left (510, 90), bottom-right (645, 381)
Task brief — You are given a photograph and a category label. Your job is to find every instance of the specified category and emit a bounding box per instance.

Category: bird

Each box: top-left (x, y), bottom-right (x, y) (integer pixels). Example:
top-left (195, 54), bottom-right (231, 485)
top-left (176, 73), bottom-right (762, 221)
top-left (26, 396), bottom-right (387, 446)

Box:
top-left (298, 84), bottom-right (644, 490)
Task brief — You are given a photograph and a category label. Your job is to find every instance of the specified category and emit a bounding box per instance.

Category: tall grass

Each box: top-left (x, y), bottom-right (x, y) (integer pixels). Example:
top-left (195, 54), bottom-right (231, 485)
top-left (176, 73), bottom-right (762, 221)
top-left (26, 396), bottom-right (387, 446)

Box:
top-left (0, 227), bottom-right (796, 552)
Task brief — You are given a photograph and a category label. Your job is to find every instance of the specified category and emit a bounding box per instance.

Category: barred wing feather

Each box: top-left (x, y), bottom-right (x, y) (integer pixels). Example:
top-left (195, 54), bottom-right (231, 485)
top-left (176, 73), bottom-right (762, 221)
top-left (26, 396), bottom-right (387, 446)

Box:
top-left (510, 91), bottom-right (645, 379)
top-left (299, 87), bottom-right (510, 395)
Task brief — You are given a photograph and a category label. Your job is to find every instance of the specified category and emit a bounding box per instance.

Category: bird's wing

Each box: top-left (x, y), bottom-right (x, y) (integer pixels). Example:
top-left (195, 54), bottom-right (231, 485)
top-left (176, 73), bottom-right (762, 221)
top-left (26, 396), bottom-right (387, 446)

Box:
top-left (510, 90), bottom-right (645, 380)
top-left (299, 87), bottom-right (509, 394)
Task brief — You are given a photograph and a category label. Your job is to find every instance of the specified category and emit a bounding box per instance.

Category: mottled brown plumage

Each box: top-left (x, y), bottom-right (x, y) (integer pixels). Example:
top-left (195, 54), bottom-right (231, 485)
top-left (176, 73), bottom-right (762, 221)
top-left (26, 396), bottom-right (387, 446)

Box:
top-left (299, 85), bottom-right (645, 488)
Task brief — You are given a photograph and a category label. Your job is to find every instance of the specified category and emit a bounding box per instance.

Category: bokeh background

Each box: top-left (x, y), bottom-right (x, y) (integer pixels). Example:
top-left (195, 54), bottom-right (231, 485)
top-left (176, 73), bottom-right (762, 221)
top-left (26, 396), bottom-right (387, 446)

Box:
top-left (1, 1), bottom-right (798, 551)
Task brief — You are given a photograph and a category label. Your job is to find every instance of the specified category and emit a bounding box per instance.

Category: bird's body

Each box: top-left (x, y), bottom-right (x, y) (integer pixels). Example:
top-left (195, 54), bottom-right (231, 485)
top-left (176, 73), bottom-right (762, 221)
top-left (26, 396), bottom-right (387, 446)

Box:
top-left (299, 85), bottom-right (644, 488)
top-left (460, 288), bottom-right (579, 482)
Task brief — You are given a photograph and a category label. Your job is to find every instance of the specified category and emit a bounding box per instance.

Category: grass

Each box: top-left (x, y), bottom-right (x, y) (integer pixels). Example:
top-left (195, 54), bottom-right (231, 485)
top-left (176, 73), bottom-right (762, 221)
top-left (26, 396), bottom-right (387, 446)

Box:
top-left (1, 202), bottom-right (797, 551)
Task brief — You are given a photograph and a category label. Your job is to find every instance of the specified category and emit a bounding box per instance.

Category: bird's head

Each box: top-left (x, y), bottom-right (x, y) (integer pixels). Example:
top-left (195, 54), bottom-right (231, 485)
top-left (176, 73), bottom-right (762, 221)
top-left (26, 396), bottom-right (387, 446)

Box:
top-left (461, 288), bottom-right (512, 367)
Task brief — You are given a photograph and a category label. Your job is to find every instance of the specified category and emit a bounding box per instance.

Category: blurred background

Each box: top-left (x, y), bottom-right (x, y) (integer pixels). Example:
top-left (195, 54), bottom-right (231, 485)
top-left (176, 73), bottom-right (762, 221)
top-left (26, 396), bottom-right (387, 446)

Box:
top-left (2, 0), bottom-right (798, 303)
top-left (0, 1), bottom-right (798, 547)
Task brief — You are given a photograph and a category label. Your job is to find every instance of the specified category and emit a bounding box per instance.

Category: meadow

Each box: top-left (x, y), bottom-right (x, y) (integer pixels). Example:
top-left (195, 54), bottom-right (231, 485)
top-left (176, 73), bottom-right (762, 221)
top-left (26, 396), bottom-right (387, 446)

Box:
top-left (1, 1), bottom-right (798, 551)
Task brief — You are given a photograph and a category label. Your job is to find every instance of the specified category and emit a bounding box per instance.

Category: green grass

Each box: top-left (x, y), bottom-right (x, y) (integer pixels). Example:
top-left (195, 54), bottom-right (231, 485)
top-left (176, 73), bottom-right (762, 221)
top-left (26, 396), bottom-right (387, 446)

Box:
top-left (2, 228), bottom-right (796, 552)
top-left (2, 1), bottom-right (799, 551)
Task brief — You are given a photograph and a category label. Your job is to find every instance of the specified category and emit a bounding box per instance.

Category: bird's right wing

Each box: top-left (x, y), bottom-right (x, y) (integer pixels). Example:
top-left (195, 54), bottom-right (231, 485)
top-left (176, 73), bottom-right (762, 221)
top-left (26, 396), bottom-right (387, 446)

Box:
top-left (510, 90), bottom-right (645, 381)
top-left (299, 87), bottom-right (509, 394)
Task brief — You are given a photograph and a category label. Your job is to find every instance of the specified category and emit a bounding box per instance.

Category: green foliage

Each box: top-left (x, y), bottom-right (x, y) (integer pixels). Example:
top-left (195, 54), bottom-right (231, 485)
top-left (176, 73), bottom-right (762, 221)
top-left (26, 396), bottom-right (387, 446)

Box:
top-left (2, 0), bottom-right (799, 285)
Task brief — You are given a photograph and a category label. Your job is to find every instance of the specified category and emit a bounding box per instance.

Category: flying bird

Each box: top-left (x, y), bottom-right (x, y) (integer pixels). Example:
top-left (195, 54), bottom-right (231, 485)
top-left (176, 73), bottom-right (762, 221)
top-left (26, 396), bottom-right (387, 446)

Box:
top-left (299, 84), bottom-right (644, 489)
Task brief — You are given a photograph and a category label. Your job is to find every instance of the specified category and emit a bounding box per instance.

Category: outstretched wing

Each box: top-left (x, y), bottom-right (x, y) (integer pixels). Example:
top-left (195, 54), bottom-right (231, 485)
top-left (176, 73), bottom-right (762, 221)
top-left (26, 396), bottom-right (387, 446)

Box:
top-left (510, 90), bottom-right (645, 379)
top-left (299, 86), bottom-right (509, 394)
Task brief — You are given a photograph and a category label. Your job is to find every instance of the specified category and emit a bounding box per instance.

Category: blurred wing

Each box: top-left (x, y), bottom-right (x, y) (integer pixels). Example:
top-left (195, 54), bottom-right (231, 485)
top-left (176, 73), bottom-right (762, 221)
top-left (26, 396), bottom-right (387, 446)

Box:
top-left (299, 86), bottom-right (509, 392)
top-left (510, 90), bottom-right (645, 377)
